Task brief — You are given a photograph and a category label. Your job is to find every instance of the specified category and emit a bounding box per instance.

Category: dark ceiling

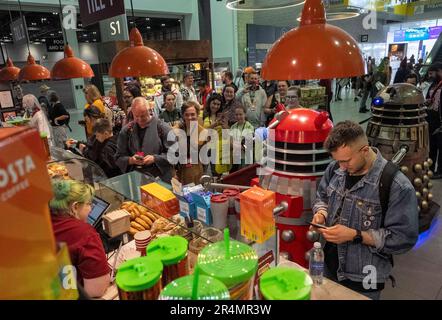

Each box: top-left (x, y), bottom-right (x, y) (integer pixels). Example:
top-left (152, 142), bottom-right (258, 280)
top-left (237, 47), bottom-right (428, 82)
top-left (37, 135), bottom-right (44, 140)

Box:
top-left (0, 10), bottom-right (181, 44)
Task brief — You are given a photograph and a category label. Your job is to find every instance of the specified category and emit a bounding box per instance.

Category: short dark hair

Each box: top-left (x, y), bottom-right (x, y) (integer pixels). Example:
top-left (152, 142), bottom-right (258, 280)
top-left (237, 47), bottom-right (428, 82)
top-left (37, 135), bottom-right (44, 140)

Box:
top-left (203, 93), bottom-right (223, 119)
top-left (224, 71), bottom-right (233, 81)
top-left (406, 72), bottom-right (418, 81)
top-left (125, 85), bottom-right (142, 98)
top-left (324, 120), bottom-right (366, 152)
top-left (48, 92), bottom-right (60, 103)
top-left (198, 80), bottom-right (207, 88)
top-left (93, 118), bottom-right (112, 134)
top-left (160, 75), bottom-right (170, 84)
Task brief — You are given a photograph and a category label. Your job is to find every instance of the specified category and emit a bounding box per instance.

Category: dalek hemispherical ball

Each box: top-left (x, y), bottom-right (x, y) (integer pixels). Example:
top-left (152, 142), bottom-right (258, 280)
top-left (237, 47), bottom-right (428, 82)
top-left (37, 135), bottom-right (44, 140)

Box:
top-left (281, 230), bottom-right (295, 242)
top-left (428, 170), bottom-right (434, 178)
top-left (422, 188), bottom-right (429, 197)
top-left (423, 161), bottom-right (430, 169)
top-left (401, 166), bottom-right (409, 174)
top-left (427, 158), bottom-right (433, 167)
top-left (423, 175), bottom-right (430, 183)
top-left (416, 191), bottom-right (422, 199)
top-left (414, 164), bottom-right (423, 173)
top-left (422, 200), bottom-right (429, 210)
top-left (306, 230), bottom-right (319, 242)
top-left (428, 182), bottom-right (433, 189)
top-left (428, 193), bottom-right (434, 201)
top-left (414, 178), bottom-right (423, 187)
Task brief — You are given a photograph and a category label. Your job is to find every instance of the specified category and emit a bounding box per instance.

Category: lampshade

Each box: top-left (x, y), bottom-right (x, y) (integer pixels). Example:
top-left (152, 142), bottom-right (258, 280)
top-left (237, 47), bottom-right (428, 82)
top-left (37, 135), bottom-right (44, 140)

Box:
top-left (18, 53), bottom-right (51, 82)
top-left (109, 28), bottom-right (169, 78)
top-left (0, 58), bottom-right (20, 82)
top-left (51, 45), bottom-right (94, 80)
top-left (261, 0), bottom-right (366, 80)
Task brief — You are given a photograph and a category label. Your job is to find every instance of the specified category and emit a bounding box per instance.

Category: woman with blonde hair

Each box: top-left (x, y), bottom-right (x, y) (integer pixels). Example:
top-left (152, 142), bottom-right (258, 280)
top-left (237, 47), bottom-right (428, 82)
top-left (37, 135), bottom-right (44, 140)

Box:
top-left (22, 94), bottom-right (52, 145)
top-left (49, 180), bottom-right (110, 298)
top-left (83, 84), bottom-right (109, 137)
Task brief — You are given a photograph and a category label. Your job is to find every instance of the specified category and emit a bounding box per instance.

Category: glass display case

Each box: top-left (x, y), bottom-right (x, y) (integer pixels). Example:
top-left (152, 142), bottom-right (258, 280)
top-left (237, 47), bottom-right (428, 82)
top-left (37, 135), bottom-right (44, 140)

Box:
top-left (48, 146), bottom-right (108, 185)
top-left (96, 170), bottom-right (278, 266)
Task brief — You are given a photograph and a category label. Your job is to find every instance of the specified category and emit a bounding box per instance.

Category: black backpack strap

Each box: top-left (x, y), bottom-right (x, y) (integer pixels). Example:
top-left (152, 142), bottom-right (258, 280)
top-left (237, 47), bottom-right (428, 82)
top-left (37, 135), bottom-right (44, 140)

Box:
top-left (378, 160), bottom-right (399, 273)
top-left (378, 161), bottom-right (399, 226)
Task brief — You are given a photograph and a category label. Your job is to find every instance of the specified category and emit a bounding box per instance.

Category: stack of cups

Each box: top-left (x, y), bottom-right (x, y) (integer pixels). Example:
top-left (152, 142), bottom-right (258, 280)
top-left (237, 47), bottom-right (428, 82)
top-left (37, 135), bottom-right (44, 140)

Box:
top-left (210, 194), bottom-right (229, 230)
top-left (223, 189), bottom-right (241, 216)
top-left (134, 230), bottom-right (152, 256)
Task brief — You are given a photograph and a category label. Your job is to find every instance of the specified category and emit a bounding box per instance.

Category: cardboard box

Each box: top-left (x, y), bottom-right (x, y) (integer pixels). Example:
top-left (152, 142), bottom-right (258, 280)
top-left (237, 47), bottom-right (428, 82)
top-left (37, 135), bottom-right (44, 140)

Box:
top-left (0, 127), bottom-right (67, 299)
top-left (240, 186), bottom-right (276, 243)
top-left (191, 190), bottom-right (213, 225)
top-left (140, 182), bottom-right (179, 218)
top-left (102, 209), bottom-right (131, 238)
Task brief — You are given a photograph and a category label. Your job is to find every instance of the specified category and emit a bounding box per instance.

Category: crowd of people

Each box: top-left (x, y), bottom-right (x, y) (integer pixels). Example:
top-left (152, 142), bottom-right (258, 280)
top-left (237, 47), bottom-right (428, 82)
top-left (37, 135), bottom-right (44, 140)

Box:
top-left (17, 62), bottom-right (438, 300)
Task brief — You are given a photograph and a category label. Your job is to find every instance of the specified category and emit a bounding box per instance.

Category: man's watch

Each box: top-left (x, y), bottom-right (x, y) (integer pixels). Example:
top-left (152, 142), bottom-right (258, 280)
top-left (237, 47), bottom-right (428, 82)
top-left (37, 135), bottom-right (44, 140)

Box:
top-left (353, 229), bottom-right (363, 244)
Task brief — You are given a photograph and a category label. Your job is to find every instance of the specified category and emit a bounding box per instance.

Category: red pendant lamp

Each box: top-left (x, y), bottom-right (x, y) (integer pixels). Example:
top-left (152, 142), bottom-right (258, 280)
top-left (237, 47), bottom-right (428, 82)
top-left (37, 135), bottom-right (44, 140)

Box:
top-left (18, 53), bottom-right (51, 82)
top-left (109, 27), bottom-right (169, 78)
top-left (261, 0), bottom-right (366, 80)
top-left (0, 57), bottom-right (20, 82)
top-left (51, 45), bottom-right (94, 80)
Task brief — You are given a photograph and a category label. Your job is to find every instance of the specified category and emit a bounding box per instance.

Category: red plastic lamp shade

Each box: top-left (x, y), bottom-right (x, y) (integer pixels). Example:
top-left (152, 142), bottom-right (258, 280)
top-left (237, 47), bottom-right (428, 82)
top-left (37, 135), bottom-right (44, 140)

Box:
top-left (109, 28), bottom-right (169, 78)
top-left (0, 58), bottom-right (20, 82)
top-left (18, 53), bottom-right (51, 82)
top-left (51, 45), bottom-right (94, 80)
top-left (261, 0), bottom-right (366, 80)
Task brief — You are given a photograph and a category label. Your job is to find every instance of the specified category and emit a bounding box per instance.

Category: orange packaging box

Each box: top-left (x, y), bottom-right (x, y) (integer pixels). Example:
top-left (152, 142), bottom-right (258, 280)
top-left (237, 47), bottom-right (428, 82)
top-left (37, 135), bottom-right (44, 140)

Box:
top-left (240, 186), bottom-right (276, 243)
top-left (140, 182), bottom-right (179, 218)
top-left (0, 127), bottom-right (63, 299)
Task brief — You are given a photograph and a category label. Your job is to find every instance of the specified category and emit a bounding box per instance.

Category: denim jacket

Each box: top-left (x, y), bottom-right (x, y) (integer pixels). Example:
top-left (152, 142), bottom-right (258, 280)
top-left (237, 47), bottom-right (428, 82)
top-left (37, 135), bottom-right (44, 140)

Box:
top-left (313, 148), bottom-right (419, 283)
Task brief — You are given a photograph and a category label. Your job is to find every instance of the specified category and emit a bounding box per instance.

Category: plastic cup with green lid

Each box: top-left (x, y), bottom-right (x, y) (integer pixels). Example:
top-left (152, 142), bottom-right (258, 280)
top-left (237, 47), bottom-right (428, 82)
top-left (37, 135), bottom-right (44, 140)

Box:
top-left (115, 256), bottom-right (163, 300)
top-left (147, 235), bottom-right (189, 286)
top-left (197, 228), bottom-right (258, 289)
top-left (259, 266), bottom-right (313, 300)
top-left (159, 266), bottom-right (230, 300)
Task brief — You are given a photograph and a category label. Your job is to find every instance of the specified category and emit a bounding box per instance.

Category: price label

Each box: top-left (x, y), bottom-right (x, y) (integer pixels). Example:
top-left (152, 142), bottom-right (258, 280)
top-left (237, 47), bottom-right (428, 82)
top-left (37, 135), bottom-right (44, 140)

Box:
top-left (197, 207), bottom-right (207, 222)
top-left (180, 200), bottom-right (190, 215)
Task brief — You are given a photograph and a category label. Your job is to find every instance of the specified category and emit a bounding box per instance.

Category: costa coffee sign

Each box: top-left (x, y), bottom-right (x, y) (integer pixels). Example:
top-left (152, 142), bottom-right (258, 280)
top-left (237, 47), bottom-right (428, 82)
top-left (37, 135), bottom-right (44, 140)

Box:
top-left (79, 0), bottom-right (125, 27)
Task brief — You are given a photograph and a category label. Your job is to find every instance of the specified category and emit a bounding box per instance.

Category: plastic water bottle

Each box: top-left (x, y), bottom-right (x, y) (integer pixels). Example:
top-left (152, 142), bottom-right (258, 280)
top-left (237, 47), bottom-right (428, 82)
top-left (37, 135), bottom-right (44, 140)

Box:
top-left (309, 242), bottom-right (324, 285)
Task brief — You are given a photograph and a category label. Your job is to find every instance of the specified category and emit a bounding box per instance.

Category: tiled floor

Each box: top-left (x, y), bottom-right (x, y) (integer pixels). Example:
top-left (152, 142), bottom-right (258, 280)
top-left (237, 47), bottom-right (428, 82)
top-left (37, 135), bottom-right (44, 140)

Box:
top-left (68, 88), bottom-right (442, 300)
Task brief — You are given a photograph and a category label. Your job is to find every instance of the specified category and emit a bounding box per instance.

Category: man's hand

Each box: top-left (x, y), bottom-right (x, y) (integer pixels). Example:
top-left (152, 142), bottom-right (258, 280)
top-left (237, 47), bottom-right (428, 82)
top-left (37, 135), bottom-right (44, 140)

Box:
top-left (65, 138), bottom-right (76, 149)
top-left (143, 155), bottom-right (155, 166)
top-left (318, 224), bottom-right (357, 244)
top-left (309, 211), bottom-right (326, 231)
top-left (79, 143), bottom-right (86, 153)
top-left (128, 155), bottom-right (144, 166)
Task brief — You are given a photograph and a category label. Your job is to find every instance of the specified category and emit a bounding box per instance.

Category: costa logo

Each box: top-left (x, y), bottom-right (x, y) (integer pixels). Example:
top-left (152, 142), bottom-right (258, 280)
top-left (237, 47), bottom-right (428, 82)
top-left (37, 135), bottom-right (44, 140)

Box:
top-left (0, 155), bottom-right (36, 189)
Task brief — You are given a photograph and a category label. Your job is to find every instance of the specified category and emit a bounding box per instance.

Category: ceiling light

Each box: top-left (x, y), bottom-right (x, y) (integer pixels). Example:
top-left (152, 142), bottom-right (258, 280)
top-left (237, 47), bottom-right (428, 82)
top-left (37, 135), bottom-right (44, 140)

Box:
top-left (51, 45), bottom-right (94, 80)
top-left (18, 53), bottom-right (51, 82)
top-left (261, 0), bottom-right (365, 80)
top-left (0, 58), bottom-right (21, 82)
top-left (109, 27), bottom-right (168, 78)
top-left (226, 0), bottom-right (305, 11)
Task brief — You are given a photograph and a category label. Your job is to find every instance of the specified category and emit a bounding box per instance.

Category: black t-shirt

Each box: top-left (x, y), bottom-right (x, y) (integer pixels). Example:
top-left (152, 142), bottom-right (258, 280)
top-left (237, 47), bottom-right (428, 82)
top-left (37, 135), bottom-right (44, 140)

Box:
top-left (137, 124), bottom-right (148, 148)
top-left (324, 172), bottom-right (385, 292)
top-left (48, 102), bottom-right (69, 126)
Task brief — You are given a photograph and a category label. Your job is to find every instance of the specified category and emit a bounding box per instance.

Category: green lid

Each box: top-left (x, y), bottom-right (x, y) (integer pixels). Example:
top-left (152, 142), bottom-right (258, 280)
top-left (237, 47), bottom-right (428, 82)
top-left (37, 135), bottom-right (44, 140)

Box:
top-left (197, 239), bottom-right (258, 288)
top-left (259, 267), bottom-right (312, 300)
top-left (40, 132), bottom-right (48, 138)
top-left (159, 275), bottom-right (230, 300)
top-left (115, 256), bottom-right (163, 292)
top-left (146, 236), bottom-right (188, 266)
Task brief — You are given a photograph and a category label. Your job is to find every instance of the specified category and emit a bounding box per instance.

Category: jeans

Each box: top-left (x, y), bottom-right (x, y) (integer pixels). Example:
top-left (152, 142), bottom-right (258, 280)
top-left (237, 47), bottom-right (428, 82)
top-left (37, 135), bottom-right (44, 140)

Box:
top-left (359, 89), bottom-right (370, 111)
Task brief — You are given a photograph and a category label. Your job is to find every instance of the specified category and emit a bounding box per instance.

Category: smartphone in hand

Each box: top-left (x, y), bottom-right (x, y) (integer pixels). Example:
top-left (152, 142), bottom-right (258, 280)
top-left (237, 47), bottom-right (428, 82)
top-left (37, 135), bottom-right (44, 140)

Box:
top-left (308, 221), bottom-right (328, 229)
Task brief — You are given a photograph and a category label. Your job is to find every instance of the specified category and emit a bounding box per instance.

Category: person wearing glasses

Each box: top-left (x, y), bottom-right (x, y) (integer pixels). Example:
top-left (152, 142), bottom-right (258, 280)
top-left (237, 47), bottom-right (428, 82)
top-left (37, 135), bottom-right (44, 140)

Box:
top-left (311, 121), bottom-right (418, 299)
top-left (49, 180), bottom-right (110, 298)
top-left (115, 97), bottom-right (174, 182)
top-left (285, 86), bottom-right (302, 110)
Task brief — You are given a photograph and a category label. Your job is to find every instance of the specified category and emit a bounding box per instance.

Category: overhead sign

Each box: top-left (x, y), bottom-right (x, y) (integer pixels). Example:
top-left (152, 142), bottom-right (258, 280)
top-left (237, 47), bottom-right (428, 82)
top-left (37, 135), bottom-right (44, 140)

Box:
top-left (10, 18), bottom-right (28, 46)
top-left (99, 14), bottom-right (129, 42)
top-left (394, 26), bottom-right (442, 42)
top-left (79, 0), bottom-right (126, 27)
top-left (46, 38), bottom-right (65, 52)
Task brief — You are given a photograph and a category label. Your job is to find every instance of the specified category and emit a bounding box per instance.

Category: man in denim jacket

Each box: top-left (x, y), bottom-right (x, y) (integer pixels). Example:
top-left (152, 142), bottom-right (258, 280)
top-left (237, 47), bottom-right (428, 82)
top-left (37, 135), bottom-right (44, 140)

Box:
top-left (311, 121), bottom-right (418, 299)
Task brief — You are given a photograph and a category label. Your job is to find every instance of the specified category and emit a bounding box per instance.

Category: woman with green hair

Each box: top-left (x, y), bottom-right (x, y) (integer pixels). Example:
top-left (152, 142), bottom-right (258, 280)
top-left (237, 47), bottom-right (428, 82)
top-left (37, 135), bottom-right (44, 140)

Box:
top-left (49, 180), bottom-right (110, 298)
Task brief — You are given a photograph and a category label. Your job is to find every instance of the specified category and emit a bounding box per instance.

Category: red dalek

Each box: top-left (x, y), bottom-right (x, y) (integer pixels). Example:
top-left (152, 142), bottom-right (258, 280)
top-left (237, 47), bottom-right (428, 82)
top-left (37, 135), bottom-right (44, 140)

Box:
top-left (250, 107), bottom-right (333, 267)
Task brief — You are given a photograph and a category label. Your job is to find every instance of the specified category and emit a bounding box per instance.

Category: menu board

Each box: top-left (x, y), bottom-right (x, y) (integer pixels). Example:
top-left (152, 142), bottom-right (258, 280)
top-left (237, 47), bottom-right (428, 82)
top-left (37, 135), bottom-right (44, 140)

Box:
top-left (0, 91), bottom-right (14, 109)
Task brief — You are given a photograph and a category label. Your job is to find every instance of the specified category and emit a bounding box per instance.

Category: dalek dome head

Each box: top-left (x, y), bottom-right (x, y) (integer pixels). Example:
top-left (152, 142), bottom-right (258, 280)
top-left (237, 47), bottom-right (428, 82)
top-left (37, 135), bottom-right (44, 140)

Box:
top-left (374, 83), bottom-right (425, 107)
top-left (269, 108), bottom-right (333, 144)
